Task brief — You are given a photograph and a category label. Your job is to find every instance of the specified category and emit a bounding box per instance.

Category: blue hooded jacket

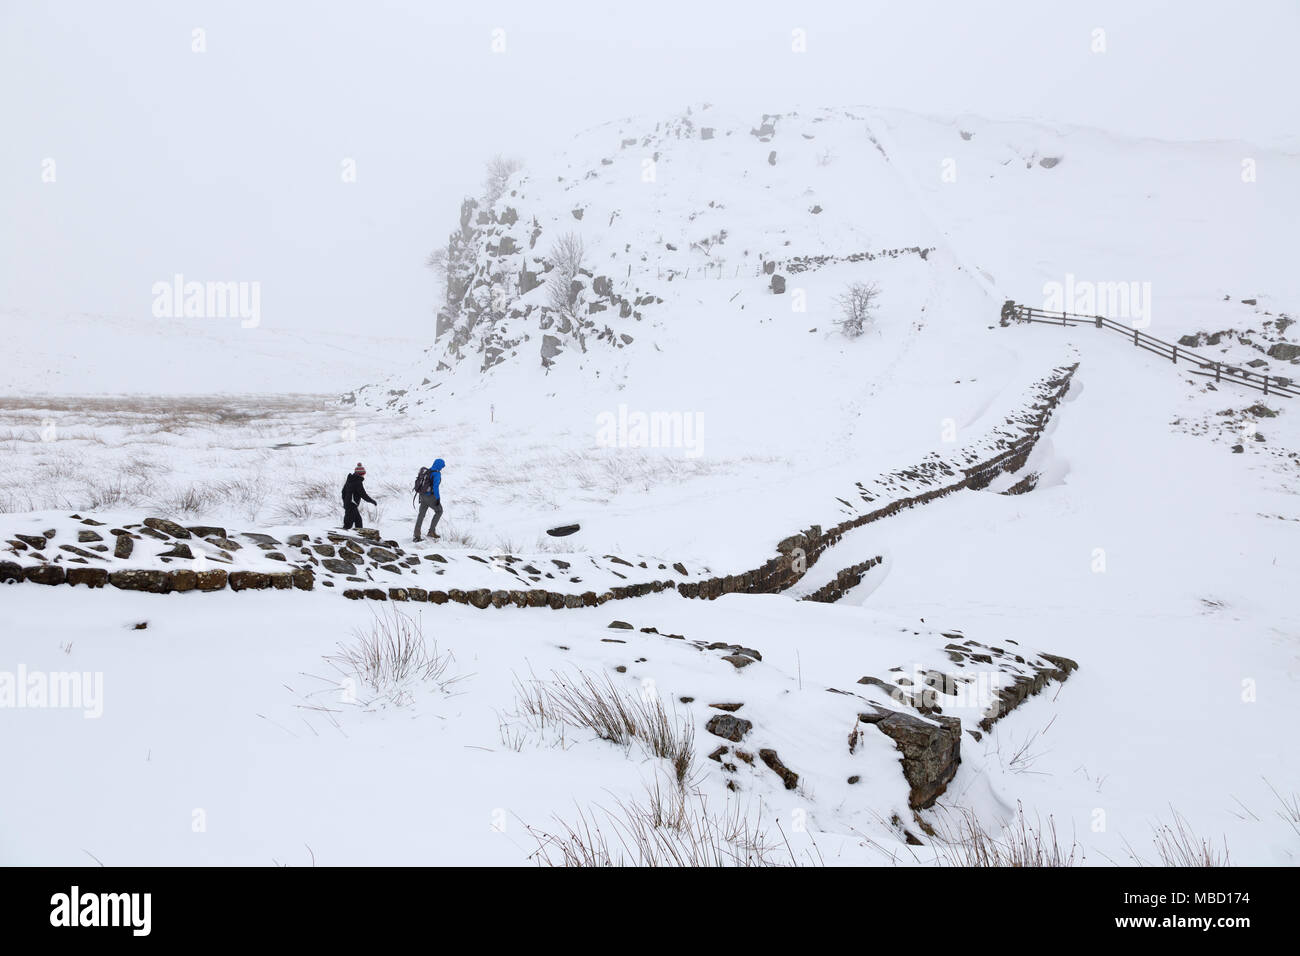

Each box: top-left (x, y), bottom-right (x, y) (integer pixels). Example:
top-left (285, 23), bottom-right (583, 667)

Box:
top-left (430, 459), bottom-right (444, 499)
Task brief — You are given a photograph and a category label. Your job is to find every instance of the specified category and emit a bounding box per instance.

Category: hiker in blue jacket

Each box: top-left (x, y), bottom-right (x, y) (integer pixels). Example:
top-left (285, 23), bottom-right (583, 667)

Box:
top-left (414, 458), bottom-right (444, 542)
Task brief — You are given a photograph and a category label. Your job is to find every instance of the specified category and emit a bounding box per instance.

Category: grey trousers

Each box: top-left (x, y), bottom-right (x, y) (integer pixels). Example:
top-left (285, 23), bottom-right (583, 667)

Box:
top-left (415, 493), bottom-right (443, 538)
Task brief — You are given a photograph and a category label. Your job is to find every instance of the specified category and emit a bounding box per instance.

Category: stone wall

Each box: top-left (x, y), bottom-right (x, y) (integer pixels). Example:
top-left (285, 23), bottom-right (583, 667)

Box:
top-left (677, 363), bottom-right (1077, 604)
top-left (2, 365), bottom-right (1077, 612)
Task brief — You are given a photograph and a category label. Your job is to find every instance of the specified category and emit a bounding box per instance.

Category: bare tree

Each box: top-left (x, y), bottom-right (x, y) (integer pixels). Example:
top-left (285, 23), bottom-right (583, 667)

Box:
top-left (835, 281), bottom-right (880, 337)
top-left (425, 245), bottom-right (448, 278)
top-left (546, 233), bottom-right (585, 318)
top-left (484, 155), bottom-right (524, 205)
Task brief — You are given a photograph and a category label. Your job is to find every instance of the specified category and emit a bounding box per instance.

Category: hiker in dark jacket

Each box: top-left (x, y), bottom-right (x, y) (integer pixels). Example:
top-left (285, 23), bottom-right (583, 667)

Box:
top-left (414, 458), bottom-right (444, 542)
top-left (342, 462), bottom-right (377, 530)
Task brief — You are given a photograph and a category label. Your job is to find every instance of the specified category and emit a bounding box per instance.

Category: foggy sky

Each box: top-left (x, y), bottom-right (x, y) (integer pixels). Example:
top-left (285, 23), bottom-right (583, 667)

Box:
top-left (2, 0), bottom-right (1295, 339)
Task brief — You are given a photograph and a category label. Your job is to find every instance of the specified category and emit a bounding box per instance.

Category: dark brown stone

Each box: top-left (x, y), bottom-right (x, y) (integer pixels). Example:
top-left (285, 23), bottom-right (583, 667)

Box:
top-left (705, 714), bottom-right (752, 742)
top-left (169, 570), bottom-right (198, 592)
top-left (25, 564), bottom-right (66, 586)
top-left (144, 517), bottom-right (191, 538)
top-left (868, 707), bottom-right (962, 809)
top-left (758, 749), bottom-right (799, 790)
top-left (109, 569), bottom-right (171, 593)
top-left (228, 571), bottom-right (270, 591)
top-left (195, 569), bottom-right (227, 591)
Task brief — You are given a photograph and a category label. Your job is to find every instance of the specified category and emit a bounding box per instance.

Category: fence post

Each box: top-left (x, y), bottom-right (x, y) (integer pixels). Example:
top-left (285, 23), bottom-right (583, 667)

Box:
top-left (1062, 311), bottom-right (1068, 327)
top-left (1133, 328), bottom-right (1139, 347)
top-left (1265, 376), bottom-right (1270, 396)
top-left (1215, 362), bottom-right (1221, 383)
top-left (1172, 345), bottom-right (1177, 364)
top-left (1095, 315), bottom-right (1102, 328)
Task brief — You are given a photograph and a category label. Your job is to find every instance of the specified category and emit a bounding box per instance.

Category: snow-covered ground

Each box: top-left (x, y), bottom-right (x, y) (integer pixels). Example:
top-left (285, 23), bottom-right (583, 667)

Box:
top-left (2, 104), bottom-right (1297, 866)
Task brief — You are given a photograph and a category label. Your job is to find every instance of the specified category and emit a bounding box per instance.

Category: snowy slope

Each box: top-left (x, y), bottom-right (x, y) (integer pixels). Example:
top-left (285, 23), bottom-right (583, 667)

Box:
top-left (2, 103), bottom-right (1298, 867)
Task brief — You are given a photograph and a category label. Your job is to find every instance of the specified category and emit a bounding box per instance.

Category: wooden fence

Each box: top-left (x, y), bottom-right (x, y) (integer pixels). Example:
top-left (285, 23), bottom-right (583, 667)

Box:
top-left (1001, 301), bottom-right (1297, 399)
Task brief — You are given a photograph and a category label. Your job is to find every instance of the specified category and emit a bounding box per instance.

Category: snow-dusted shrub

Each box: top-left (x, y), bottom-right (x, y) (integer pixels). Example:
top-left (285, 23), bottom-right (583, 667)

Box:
top-left (524, 775), bottom-right (816, 867)
top-left (546, 233), bottom-right (586, 318)
top-left (1128, 808), bottom-right (1230, 867)
top-left (514, 669), bottom-right (694, 786)
top-left (835, 281), bottom-right (880, 338)
top-left (327, 605), bottom-right (459, 706)
top-left (483, 154), bottom-right (523, 206)
top-left (933, 802), bottom-right (1081, 867)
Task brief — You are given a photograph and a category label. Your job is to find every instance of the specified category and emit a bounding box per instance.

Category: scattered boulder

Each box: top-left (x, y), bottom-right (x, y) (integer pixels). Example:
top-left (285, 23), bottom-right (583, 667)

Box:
top-left (77, 530), bottom-right (103, 543)
top-left (144, 517), bottom-right (191, 539)
top-left (705, 714), bottom-right (753, 742)
top-left (0, 561), bottom-right (22, 583)
top-left (862, 707), bottom-right (962, 809)
top-left (187, 525), bottom-right (227, 539)
top-left (758, 749), bottom-right (799, 790)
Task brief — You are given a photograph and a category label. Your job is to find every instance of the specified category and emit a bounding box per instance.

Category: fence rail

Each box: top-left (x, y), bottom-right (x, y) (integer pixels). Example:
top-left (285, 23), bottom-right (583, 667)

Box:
top-left (1000, 301), bottom-right (1298, 399)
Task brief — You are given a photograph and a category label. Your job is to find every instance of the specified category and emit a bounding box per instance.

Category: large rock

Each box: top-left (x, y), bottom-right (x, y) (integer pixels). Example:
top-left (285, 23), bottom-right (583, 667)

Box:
top-left (228, 571), bottom-right (270, 591)
top-left (110, 569), bottom-right (172, 593)
top-left (169, 570), bottom-right (198, 592)
top-left (67, 567), bottom-right (109, 588)
top-left (195, 569), bottom-right (227, 591)
top-left (144, 517), bottom-right (191, 539)
top-left (758, 749), bottom-right (799, 790)
top-left (0, 561), bottom-right (23, 583)
top-left (321, 559), bottom-right (357, 575)
top-left (24, 565), bottom-right (66, 586)
top-left (705, 714), bottom-right (753, 742)
top-left (863, 707), bottom-right (962, 809)
top-left (1267, 342), bottom-right (1300, 361)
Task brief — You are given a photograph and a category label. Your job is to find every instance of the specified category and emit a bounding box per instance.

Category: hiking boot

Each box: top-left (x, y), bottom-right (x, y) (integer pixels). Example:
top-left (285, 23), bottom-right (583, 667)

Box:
top-left (431, 532), bottom-right (441, 540)
top-left (413, 536), bottom-right (422, 543)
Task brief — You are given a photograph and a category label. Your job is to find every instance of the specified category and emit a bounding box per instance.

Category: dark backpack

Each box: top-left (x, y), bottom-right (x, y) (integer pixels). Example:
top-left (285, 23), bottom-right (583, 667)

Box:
top-left (413, 466), bottom-right (434, 496)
